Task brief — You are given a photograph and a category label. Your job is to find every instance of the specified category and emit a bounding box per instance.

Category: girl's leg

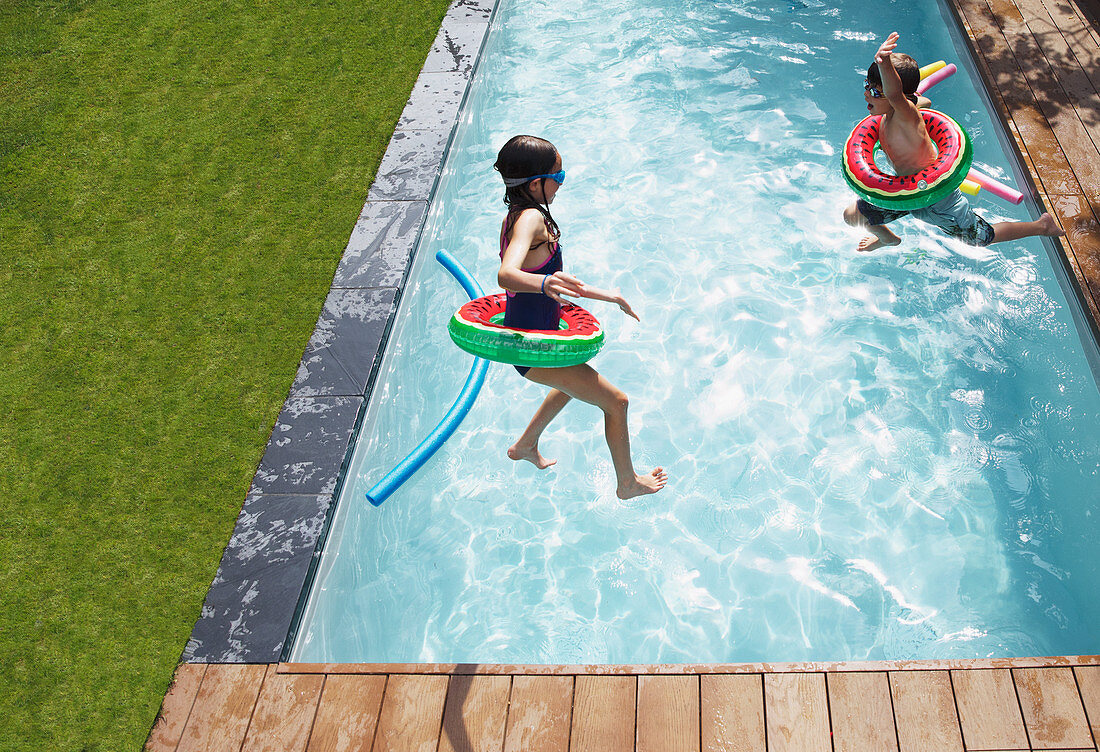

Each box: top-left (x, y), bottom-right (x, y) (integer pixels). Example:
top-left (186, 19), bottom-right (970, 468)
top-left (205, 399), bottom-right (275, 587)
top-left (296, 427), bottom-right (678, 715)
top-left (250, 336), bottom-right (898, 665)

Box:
top-left (525, 364), bottom-right (666, 499)
top-left (991, 212), bottom-right (1065, 243)
top-left (508, 388), bottom-right (571, 469)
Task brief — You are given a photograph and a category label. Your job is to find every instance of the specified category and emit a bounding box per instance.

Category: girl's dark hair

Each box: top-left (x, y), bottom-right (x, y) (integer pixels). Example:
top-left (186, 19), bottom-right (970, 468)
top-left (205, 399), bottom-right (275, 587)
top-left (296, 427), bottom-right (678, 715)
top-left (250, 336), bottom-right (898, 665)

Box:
top-left (867, 53), bottom-right (921, 104)
top-left (494, 135), bottom-right (560, 240)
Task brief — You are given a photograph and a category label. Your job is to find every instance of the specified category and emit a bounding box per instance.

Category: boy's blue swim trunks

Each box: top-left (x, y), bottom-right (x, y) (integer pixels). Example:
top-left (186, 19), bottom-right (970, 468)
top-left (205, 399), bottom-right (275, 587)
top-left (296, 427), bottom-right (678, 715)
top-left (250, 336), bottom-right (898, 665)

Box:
top-left (857, 190), bottom-right (995, 247)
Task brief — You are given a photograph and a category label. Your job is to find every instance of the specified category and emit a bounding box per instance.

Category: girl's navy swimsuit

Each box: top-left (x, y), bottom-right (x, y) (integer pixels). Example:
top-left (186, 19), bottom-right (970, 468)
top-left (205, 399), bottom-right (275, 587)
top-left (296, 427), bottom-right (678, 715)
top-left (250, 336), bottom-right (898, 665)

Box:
top-left (500, 210), bottom-right (562, 376)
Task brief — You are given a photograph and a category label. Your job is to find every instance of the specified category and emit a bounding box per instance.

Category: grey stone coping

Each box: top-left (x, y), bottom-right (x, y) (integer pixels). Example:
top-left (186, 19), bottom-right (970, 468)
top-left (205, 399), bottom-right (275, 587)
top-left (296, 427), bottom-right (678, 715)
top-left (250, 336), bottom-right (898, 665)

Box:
top-left (182, 493), bottom-right (331, 663)
top-left (183, 0), bottom-right (500, 664)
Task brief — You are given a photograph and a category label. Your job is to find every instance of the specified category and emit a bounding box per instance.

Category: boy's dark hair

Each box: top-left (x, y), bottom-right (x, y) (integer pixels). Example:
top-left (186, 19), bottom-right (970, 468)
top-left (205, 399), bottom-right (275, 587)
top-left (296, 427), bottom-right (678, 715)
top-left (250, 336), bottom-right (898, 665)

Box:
top-left (494, 135), bottom-right (560, 238)
top-left (867, 53), bottom-right (920, 103)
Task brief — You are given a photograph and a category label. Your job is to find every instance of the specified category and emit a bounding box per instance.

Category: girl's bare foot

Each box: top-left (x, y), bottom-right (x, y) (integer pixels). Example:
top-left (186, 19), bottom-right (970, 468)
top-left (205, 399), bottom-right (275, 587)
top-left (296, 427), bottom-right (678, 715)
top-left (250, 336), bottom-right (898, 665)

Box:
top-left (1037, 212), bottom-right (1066, 237)
top-left (857, 234), bottom-right (902, 252)
top-left (616, 467), bottom-right (668, 499)
top-left (507, 442), bottom-right (556, 469)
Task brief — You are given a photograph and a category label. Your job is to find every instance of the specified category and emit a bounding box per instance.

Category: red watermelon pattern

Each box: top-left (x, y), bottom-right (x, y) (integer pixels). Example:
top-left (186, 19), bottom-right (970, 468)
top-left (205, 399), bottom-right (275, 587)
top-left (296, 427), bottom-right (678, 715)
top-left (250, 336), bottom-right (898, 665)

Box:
top-left (455, 294), bottom-right (599, 338)
top-left (842, 109), bottom-right (972, 210)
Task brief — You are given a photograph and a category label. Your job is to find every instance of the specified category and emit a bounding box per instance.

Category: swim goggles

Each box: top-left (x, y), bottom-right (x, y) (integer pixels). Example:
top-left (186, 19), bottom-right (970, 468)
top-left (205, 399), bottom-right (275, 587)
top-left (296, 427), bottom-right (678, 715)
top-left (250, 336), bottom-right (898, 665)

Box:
top-left (864, 81), bottom-right (884, 98)
top-left (502, 170), bottom-right (566, 187)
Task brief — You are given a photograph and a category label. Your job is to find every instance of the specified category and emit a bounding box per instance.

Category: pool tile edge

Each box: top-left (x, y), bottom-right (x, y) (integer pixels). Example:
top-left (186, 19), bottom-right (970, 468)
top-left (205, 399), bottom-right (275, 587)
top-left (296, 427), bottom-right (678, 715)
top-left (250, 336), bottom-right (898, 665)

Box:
top-left (180, 0), bottom-right (499, 664)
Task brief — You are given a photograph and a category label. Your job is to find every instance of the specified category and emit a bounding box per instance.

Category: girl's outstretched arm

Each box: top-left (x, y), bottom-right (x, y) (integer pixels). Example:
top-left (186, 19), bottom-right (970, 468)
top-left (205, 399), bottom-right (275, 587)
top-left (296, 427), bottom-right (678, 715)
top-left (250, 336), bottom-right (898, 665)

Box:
top-left (571, 284), bottom-right (639, 321)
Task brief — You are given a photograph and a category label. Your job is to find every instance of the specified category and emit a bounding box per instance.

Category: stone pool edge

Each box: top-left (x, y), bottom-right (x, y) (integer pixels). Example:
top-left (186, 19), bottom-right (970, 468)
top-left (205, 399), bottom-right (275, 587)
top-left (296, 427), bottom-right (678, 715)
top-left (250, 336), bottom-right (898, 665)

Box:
top-left (181, 0), bottom-right (501, 663)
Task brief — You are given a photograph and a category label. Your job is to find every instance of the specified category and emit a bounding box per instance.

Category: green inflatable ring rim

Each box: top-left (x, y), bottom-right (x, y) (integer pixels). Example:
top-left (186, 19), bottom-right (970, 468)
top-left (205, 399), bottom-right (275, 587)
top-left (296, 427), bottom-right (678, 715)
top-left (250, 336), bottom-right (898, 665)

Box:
top-left (448, 294), bottom-right (605, 368)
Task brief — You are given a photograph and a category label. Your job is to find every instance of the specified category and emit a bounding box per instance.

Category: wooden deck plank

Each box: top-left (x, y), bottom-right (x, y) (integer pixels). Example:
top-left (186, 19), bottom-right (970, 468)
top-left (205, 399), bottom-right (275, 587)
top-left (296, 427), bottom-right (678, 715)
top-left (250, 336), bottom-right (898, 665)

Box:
top-left (176, 664), bottom-right (267, 752)
top-left (997, 19), bottom-right (1100, 205)
top-left (372, 674), bottom-right (449, 752)
top-left (570, 675), bottom-right (636, 752)
top-left (1074, 666), bottom-right (1100, 748)
top-left (957, 0), bottom-right (1085, 197)
top-left (701, 674), bottom-right (765, 752)
top-left (1019, 0), bottom-right (1100, 145)
top-left (1039, 0), bottom-right (1100, 95)
top-left (502, 676), bottom-right (573, 752)
top-left (242, 670), bottom-right (325, 752)
top-left (146, 663), bottom-right (207, 752)
top-left (1013, 667), bottom-right (1094, 749)
top-left (989, 0), bottom-right (1029, 24)
top-left (1048, 192), bottom-right (1100, 317)
top-left (438, 675), bottom-right (511, 752)
top-left (637, 675), bottom-right (701, 752)
top-left (306, 675), bottom-right (386, 752)
top-left (828, 672), bottom-right (898, 752)
top-left (1067, 0), bottom-right (1100, 46)
top-left (890, 671), bottom-right (965, 752)
top-left (763, 673), bottom-right (830, 752)
top-left (952, 669), bottom-right (1029, 750)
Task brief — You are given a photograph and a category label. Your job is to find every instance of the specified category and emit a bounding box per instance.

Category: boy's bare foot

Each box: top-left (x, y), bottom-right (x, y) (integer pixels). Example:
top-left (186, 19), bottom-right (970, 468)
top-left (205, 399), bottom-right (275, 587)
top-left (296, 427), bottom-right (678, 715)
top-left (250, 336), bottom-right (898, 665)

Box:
top-left (1037, 212), bottom-right (1066, 237)
top-left (507, 442), bottom-right (556, 469)
top-left (616, 467), bottom-right (668, 499)
top-left (857, 234), bottom-right (902, 252)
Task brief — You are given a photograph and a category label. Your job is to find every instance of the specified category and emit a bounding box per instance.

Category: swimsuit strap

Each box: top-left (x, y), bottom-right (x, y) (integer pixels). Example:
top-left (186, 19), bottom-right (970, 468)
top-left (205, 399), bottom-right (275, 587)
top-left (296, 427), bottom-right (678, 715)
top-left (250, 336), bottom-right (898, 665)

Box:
top-left (499, 208), bottom-right (560, 259)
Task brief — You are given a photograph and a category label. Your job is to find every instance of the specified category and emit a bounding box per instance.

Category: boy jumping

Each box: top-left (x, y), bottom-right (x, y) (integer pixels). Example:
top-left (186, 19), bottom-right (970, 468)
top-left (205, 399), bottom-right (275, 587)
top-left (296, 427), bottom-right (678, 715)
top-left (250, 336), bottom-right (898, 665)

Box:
top-left (843, 33), bottom-right (1064, 252)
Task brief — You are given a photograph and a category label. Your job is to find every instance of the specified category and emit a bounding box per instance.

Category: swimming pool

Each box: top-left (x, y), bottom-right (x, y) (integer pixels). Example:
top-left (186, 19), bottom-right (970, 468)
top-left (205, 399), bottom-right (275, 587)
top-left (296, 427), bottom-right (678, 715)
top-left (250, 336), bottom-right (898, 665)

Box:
top-left (290, 0), bottom-right (1100, 664)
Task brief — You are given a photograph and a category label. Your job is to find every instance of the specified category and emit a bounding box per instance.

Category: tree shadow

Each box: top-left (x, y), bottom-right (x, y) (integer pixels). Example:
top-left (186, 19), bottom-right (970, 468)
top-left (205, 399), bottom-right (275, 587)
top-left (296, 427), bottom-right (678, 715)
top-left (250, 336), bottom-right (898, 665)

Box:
top-left (966, 0), bottom-right (1100, 134)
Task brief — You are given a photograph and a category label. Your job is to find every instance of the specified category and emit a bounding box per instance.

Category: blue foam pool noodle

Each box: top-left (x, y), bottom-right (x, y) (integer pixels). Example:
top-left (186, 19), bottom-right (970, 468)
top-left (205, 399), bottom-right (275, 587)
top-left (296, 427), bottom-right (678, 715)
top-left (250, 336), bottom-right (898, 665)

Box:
top-left (366, 250), bottom-right (488, 506)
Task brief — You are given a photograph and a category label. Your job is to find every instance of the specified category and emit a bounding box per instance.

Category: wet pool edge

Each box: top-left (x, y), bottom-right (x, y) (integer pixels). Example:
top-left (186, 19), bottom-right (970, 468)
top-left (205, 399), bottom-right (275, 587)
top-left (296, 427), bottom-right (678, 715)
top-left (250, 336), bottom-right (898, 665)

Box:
top-left (180, 0), bottom-right (501, 663)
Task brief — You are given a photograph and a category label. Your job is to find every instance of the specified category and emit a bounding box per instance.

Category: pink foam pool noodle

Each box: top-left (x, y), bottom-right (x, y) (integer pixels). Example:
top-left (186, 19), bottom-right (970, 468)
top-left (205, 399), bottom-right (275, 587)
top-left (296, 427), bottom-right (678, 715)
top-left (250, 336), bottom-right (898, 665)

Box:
top-left (917, 63), bottom-right (957, 94)
top-left (967, 168), bottom-right (1025, 204)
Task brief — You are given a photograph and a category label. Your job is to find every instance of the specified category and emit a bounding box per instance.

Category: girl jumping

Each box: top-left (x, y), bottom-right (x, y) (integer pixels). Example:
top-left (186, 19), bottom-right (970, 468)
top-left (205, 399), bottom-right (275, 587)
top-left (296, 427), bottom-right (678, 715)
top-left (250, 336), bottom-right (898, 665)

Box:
top-left (493, 135), bottom-right (667, 499)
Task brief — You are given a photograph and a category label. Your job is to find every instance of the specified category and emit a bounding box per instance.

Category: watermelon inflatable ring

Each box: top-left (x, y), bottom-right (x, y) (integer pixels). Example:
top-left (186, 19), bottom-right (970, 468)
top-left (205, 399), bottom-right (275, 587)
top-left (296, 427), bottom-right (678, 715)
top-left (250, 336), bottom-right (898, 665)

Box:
top-left (448, 293), bottom-right (604, 368)
top-left (842, 109), bottom-right (973, 211)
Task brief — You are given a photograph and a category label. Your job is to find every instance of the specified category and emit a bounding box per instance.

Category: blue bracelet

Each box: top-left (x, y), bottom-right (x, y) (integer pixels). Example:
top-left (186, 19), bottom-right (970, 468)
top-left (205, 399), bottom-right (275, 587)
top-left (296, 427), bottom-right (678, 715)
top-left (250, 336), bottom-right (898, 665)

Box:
top-left (541, 274), bottom-right (549, 294)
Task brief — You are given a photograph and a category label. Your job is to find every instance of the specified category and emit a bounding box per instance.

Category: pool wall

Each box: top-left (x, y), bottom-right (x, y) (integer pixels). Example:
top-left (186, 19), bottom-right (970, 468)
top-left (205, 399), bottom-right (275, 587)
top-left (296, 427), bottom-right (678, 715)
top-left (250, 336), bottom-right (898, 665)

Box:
top-left (181, 0), bottom-right (500, 663)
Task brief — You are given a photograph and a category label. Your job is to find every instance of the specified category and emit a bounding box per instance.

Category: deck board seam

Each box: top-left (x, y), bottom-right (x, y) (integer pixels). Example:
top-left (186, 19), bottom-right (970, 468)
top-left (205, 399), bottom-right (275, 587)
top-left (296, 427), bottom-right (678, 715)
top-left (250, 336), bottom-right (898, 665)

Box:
top-left (429, 677), bottom-right (446, 752)
top-left (172, 663), bottom-right (206, 752)
top-left (235, 665), bottom-right (270, 752)
top-left (1071, 667), bottom-right (1100, 751)
top-left (1010, 668), bottom-right (1038, 751)
top-left (496, 675), bottom-right (514, 752)
top-left (301, 673), bottom-right (326, 752)
top-left (822, 672), bottom-right (836, 752)
top-left (887, 671), bottom-right (903, 752)
top-left (947, 670), bottom-right (971, 752)
top-left (368, 674), bottom-right (390, 752)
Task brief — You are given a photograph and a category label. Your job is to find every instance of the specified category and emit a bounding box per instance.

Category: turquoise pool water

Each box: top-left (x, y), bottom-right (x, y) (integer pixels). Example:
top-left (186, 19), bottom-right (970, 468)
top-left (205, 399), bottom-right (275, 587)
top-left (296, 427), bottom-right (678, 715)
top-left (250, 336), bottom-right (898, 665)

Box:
top-left (291, 0), bottom-right (1100, 663)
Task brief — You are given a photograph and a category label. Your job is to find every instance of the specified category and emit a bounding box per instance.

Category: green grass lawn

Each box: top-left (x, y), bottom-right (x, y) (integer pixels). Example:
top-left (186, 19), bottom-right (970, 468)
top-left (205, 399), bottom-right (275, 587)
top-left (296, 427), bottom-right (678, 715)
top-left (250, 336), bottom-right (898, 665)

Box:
top-left (0, 0), bottom-right (451, 747)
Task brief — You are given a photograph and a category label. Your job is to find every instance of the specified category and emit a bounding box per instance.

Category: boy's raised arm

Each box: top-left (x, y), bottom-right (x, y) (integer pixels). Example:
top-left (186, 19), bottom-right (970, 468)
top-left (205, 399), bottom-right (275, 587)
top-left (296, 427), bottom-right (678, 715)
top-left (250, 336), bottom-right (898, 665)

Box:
top-left (876, 32), bottom-right (922, 122)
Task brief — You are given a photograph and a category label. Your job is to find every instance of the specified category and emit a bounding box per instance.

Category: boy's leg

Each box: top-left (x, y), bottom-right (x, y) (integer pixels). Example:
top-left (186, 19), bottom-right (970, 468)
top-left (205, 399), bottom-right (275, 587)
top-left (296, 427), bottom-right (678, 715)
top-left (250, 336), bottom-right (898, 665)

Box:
top-left (844, 201), bottom-right (902, 252)
top-left (990, 213), bottom-right (1065, 243)
top-left (508, 387), bottom-right (571, 468)
top-left (525, 364), bottom-right (667, 499)
top-left (919, 192), bottom-right (1065, 246)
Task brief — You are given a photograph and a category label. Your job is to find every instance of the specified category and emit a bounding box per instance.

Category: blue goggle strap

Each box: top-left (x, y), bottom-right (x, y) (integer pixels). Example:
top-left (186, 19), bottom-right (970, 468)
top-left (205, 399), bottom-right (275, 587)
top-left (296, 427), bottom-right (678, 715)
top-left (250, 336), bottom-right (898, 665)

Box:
top-left (502, 170), bottom-right (565, 187)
